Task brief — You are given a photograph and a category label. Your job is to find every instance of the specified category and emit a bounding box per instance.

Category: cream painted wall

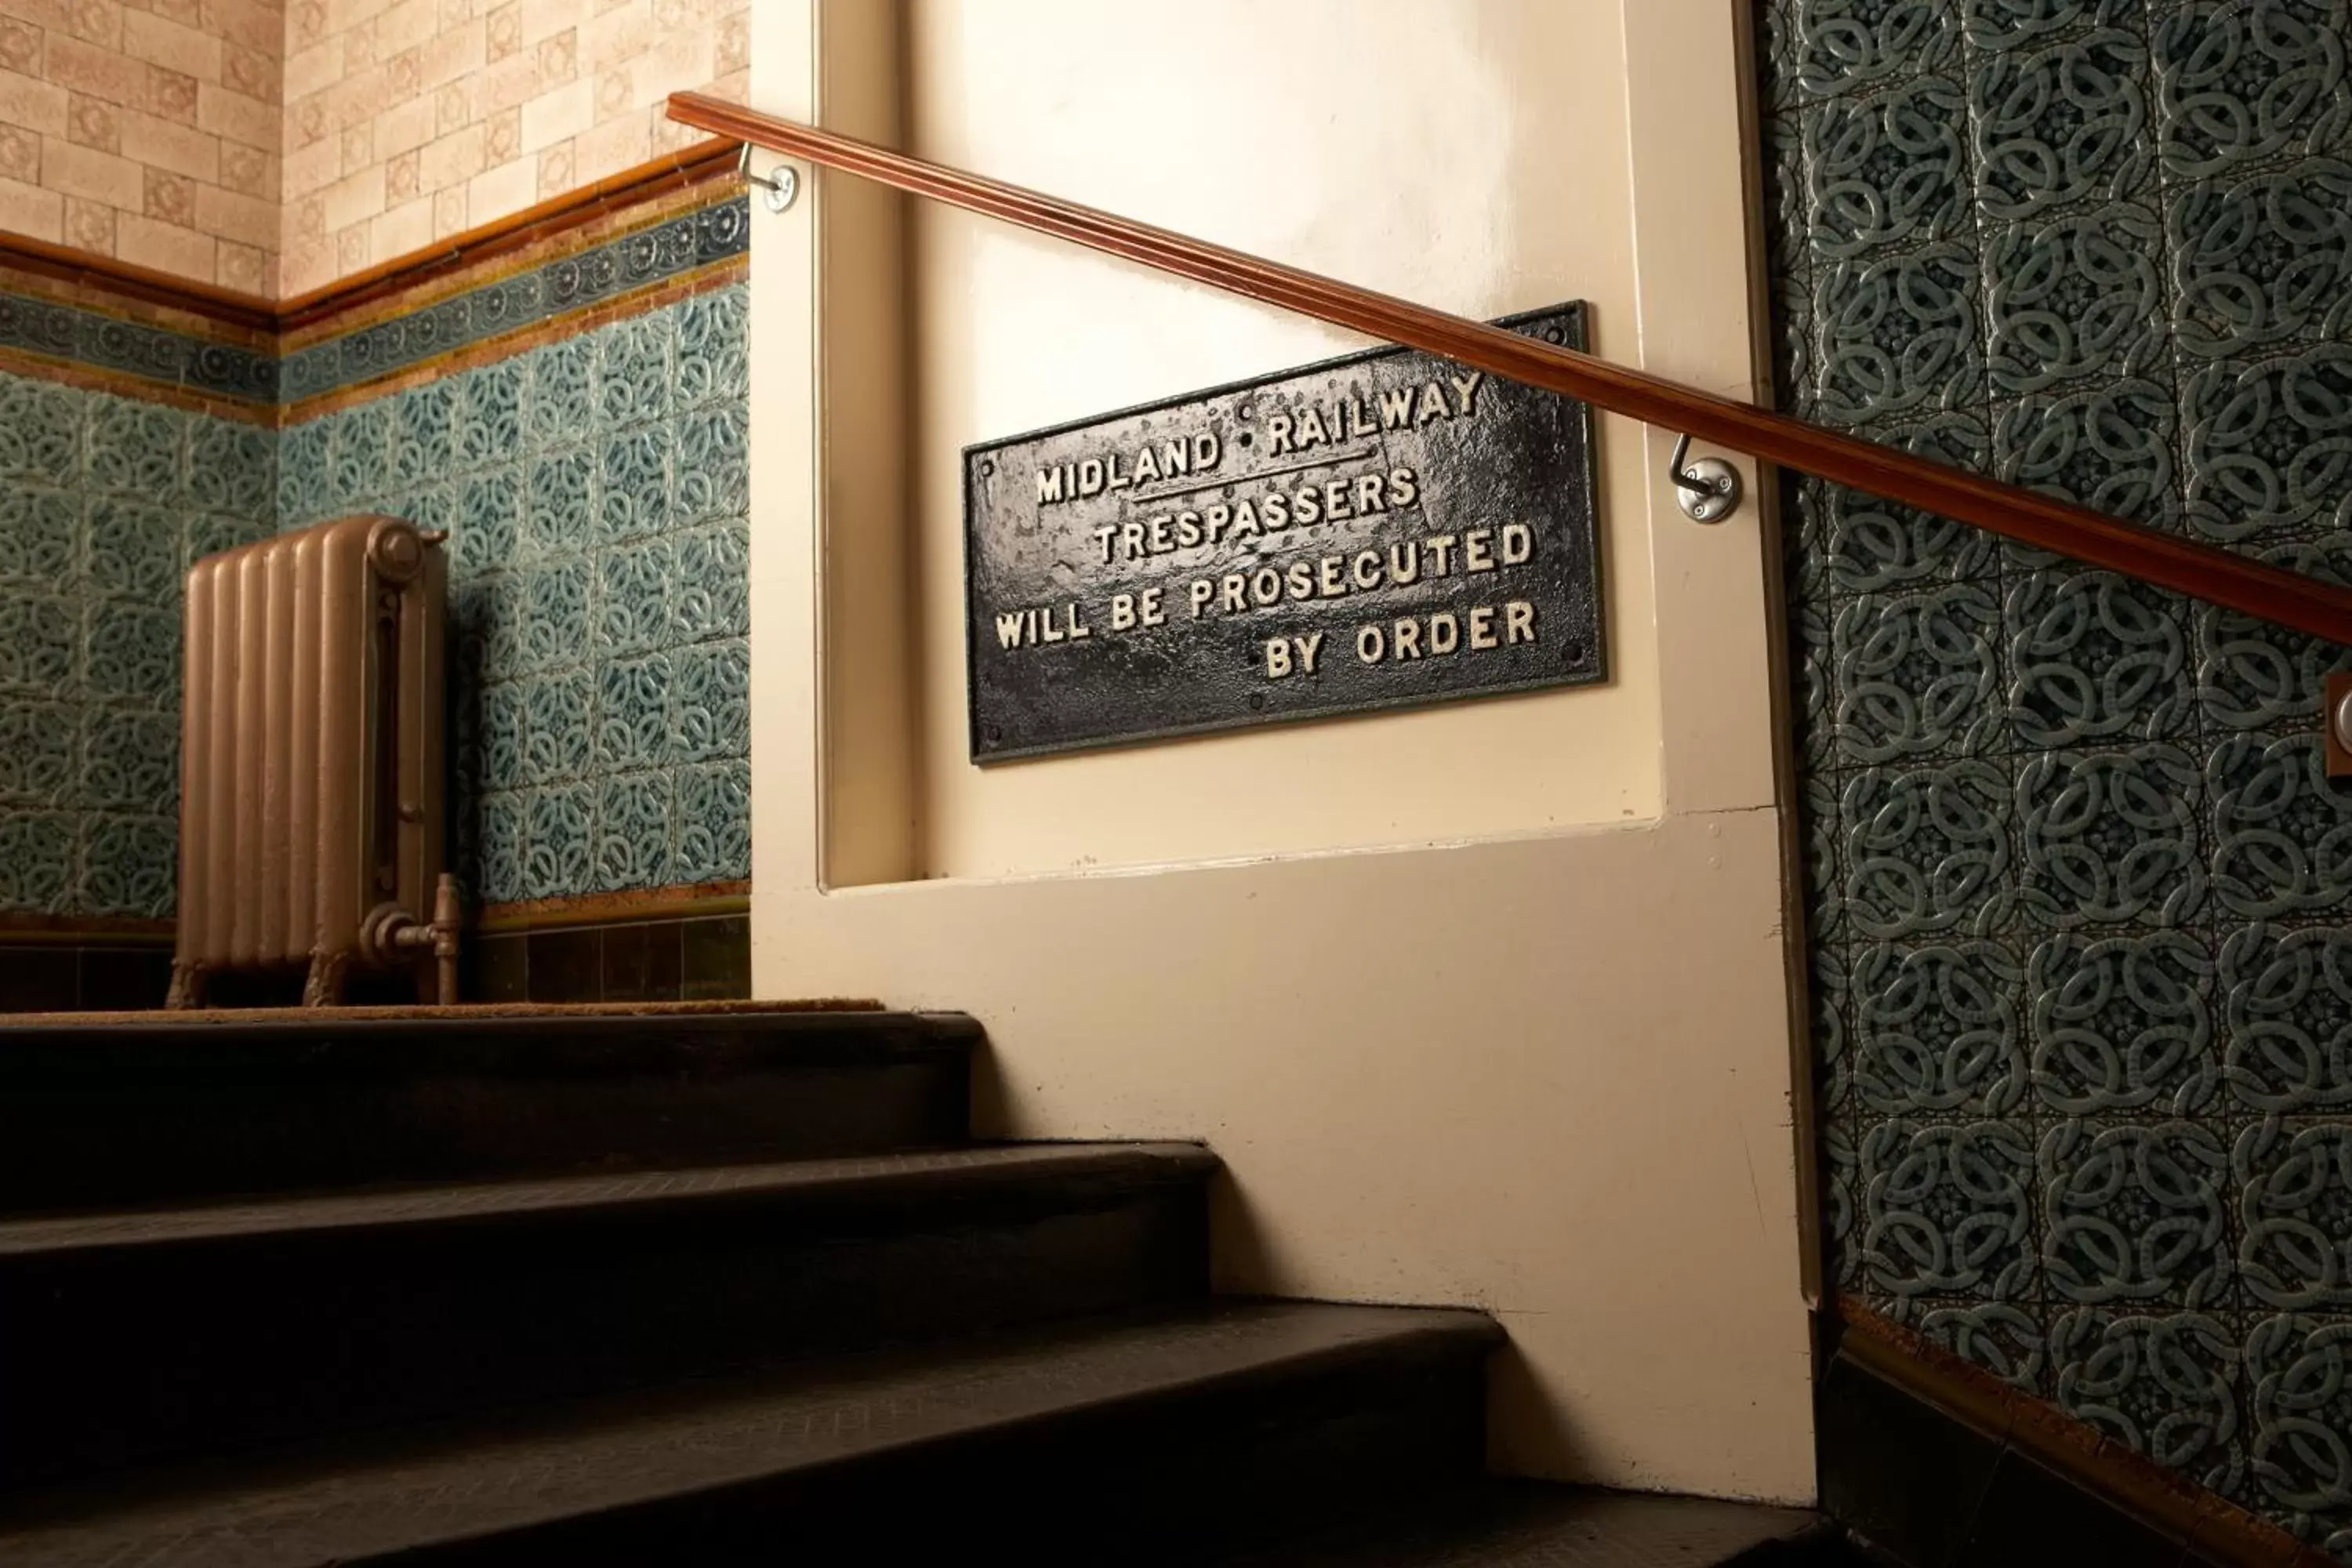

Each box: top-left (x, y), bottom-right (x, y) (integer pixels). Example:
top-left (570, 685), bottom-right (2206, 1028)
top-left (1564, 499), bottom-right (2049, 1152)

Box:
top-left (749, 0), bottom-right (1814, 1503)
top-left (899, 0), bottom-right (1661, 880)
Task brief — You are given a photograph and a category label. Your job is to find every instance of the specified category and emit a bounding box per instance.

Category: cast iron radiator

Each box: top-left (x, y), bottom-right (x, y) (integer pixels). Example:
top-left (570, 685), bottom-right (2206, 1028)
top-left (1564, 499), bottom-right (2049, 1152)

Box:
top-left (169, 516), bottom-right (460, 1008)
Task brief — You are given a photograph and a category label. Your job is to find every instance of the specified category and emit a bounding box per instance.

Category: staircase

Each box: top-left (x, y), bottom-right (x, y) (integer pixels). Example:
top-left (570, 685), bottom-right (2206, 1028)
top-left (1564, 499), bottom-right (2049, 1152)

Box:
top-left (0, 1005), bottom-right (1847, 1564)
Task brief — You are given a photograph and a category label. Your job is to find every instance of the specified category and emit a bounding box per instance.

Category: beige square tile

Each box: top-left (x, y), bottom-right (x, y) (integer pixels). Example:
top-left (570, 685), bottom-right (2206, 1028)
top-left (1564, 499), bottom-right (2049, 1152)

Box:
top-left (418, 119), bottom-right (483, 189)
top-left (288, 91), bottom-right (329, 148)
top-left (142, 164), bottom-right (194, 223)
top-left (218, 140), bottom-right (271, 196)
top-left (479, 46), bottom-right (538, 114)
top-left (578, 2), bottom-right (648, 70)
top-left (288, 0), bottom-right (328, 49)
top-left (485, 0), bottom-right (519, 61)
top-left (0, 125), bottom-right (37, 184)
top-left (386, 44), bottom-right (419, 98)
top-left (282, 128), bottom-right (338, 195)
top-left (63, 194), bottom-right (117, 253)
top-left (420, 19), bottom-right (481, 87)
top-left (484, 103), bottom-right (518, 162)
top-left (0, 18), bottom-right (42, 78)
top-left (376, 0), bottom-right (437, 57)
top-left (385, 145), bottom-right (418, 201)
top-left (713, 4), bottom-right (745, 74)
top-left (339, 120), bottom-right (372, 172)
top-left (592, 63), bottom-right (628, 122)
top-left (279, 234), bottom-right (333, 296)
top-left (434, 79), bottom-right (469, 134)
top-left (147, 63), bottom-right (199, 123)
top-left (536, 27), bottom-right (574, 84)
top-left (223, 44), bottom-right (280, 103)
top-left (216, 237), bottom-right (267, 293)
top-left (281, 39), bottom-right (339, 103)
top-left (430, 180), bottom-right (464, 236)
top-left (205, 0), bottom-right (283, 60)
top-left (67, 93), bottom-right (121, 153)
top-left (534, 135), bottom-right (570, 197)
top-left (334, 220), bottom-right (367, 273)
top-left (289, 191), bottom-right (325, 238)
top-left (68, 0), bottom-right (125, 51)
top-left (378, 93), bottom-right (434, 156)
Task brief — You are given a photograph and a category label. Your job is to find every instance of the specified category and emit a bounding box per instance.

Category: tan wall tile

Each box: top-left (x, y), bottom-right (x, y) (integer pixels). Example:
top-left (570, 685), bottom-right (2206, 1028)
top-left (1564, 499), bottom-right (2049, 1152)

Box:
top-left (149, 0), bottom-right (206, 31)
top-left (517, 0), bottom-right (583, 47)
top-left (532, 134), bottom-right (567, 196)
top-left (281, 126), bottom-right (336, 194)
top-left (67, 0), bottom-right (125, 52)
top-left (477, 44), bottom-right (535, 113)
top-left (319, 160), bottom-right (383, 229)
top-left (429, 179), bottom-right (462, 235)
top-left (372, 187), bottom-right (428, 252)
top-left (484, 1), bottom-right (517, 61)
top-left (339, 119), bottom-right (371, 171)
top-left (383, 144), bottom-right (416, 200)
top-left (119, 106), bottom-right (220, 180)
top-left (376, 89), bottom-right (430, 154)
top-left (5, 4), bottom-right (75, 39)
top-left (42, 136), bottom-right (143, 205)
top-left (194, 178), bottom-right (271, 246)
top-left (416, 117), bottom-right (481, 188)
top-left (482, 101), bottom-right (516, 162)
top-left (375, 0), bottom-right (437, 57)
top-left (0, 68), bottom-right (71, 136)
top-left (420, 18), bottom-right (480, 85)
top-left (223, 45), bottom-right (281, 103)
top-left (287, 0), bottom-right (327, 49)
top-left (518, 74), bottom-right (586, 151)
top-left (0, 173), bottom-right (64, 241)
top-left (332, 216), bottom-right (364, 269)
top-left (202, 0), bottom-right (282, 58)
top-left (463, 143), bottom-right (528, 216)
top-left (578, 1), bottom-right (648, 65)
top-left (569, 96), bottom-right (643, 180)
top-left (196, 82), bottom-right (272, 147)
top-left (120, 9), bottom-right (223, 82)
top-left (281, 39), bottom-right (339, 101)
top-left (115, 208), bottom-right (213, 274)
top-left (42, 34), bottom-right (151, 107)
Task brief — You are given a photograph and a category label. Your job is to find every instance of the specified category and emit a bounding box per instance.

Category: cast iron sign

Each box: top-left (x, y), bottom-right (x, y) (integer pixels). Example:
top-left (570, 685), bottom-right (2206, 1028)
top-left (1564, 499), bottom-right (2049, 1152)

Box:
top-left (964, 302), bottom-right (1603, 760)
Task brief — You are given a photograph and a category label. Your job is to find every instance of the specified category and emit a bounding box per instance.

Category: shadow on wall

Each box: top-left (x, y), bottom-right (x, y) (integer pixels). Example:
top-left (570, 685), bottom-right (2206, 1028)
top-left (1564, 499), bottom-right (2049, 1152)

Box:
top-left (1763, 0), bottom-right (2352, 1558)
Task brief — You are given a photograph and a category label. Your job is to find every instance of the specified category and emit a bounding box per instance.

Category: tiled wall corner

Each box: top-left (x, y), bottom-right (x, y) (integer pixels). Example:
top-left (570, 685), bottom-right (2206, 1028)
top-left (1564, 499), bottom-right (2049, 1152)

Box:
top-left (1764, 1), bottom-right (2352, 1558)
top-left (277, 279), bottom-right (752, 907)
top-left (0, 366), bottom-right (276, 921)
top-left (0, 0), bottom-right (285, 292)
top-left (278, 0), bottom-right (749, 298)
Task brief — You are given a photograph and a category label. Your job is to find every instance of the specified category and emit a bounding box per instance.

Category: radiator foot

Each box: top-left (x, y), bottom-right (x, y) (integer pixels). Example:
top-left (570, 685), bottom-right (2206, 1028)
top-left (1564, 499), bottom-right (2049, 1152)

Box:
top-left (303, 952), bottom-right (350, 1008)
top-left (164, 962), bottom-right (206, 1011)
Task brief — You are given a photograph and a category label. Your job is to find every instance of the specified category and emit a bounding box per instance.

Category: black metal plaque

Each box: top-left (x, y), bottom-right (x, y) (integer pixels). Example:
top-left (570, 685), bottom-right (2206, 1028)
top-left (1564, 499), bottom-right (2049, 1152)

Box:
top-left (964, 302), bottom-right (1603, 760)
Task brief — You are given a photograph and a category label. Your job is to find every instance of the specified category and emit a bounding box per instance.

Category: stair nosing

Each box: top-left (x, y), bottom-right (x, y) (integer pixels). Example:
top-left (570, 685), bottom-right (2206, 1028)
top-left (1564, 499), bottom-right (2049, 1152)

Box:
top-left (0, 1301), bottom-right (1500, 1566)
top-left (0, 1141), bottom-right (1217, 1255)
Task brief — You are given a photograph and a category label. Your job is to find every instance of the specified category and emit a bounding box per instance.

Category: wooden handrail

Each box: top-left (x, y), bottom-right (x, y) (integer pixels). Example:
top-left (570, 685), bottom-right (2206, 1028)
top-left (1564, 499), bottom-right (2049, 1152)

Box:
top-left (670, 91), bottom-right (2352, 647)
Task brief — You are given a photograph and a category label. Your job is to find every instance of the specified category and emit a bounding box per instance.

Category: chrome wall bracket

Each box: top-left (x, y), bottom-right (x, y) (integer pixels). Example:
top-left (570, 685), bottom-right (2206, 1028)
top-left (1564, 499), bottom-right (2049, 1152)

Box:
top-left (739, 143), bottom-right (798, 213)
top-left (1669, 433), bottom-right (1742, 524)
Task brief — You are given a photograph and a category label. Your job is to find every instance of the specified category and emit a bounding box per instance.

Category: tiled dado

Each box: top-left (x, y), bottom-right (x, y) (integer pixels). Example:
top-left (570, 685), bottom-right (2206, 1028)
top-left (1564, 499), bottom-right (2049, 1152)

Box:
top-left (1764, 1), bottom-right (2352, 1559)
top-left (0, 161), bottom-right (753, 995)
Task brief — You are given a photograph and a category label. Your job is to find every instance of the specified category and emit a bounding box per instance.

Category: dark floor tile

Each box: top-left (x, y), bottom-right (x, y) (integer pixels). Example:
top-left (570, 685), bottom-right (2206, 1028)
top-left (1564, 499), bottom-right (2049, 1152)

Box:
top-left (1953, 1450), bottom-right (2186, 1568)
top-left (524, 927), bottom-right (601, 1004)
top-left (0, 946), bottom-right (81, 1013)
top-left (680, 914), bottom-right (750, 1001)
top-left (78, 947), bottom-right (176, 1011)
top-left (1817, 1351), bottom-right (2004, 1568)
top-left (468, 932), bottom-right (529, 1004)
top-left (600, 920), bottom-right (683, 1003)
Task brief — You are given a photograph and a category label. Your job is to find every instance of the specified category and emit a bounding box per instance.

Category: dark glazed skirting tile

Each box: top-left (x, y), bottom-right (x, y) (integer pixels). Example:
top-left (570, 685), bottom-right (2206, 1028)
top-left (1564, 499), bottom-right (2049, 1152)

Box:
top-left (1954, 1450), bottom-right (2188, 1568)
top-left (1817, 1348), bottom-right (2002, 1568)
top-left (525, 927), bottom-right (602, 1004)
top-left (601, 920), bottom-right (684, 1003)
top-left (467, 932), bottom-right (529, 1004)
top-left (77, 947), bottom-right (172, 1011)
top-left (681, 914), bottom-right (750, 1002)
top-left (0, 948), bottom-right (79, 1014)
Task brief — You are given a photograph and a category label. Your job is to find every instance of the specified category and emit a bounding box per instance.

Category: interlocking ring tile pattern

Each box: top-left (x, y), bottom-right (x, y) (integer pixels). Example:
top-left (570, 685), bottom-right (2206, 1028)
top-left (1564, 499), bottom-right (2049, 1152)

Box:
top-left (1766, 2), bottom-right (2352, 1553)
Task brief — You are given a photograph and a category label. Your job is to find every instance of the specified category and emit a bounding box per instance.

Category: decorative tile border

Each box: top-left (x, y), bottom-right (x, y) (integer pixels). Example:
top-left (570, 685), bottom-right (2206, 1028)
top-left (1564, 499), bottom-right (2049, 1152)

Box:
top-left (0, 144), bottom-right (749, 426)
top-left (277, 200), bottom-right (750, 411)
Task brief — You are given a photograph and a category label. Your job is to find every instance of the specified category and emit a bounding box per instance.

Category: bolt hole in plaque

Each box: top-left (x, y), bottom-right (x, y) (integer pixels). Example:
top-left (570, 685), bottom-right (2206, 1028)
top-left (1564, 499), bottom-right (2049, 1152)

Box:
top-left (963, 303), bottom-right (1605, 760)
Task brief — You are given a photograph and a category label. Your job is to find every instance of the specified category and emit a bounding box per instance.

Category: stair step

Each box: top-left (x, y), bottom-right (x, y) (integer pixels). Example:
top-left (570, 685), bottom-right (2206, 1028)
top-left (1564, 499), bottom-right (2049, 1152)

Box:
top-left (0, 1142), bottom-right (1215, 1491)
top-left (0, 1301), bottom-right (1502, 1567)
top-left (1217, 1479), bottom-right (1851, 1565)
top-left (0, 1007), bottom-right (977, 1214)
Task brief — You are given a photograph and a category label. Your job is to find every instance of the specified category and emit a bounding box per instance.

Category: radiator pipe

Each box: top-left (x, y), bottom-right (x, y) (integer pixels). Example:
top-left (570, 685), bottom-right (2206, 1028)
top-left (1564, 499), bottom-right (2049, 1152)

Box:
top-left (360, 874), bottom-right (463, 1005)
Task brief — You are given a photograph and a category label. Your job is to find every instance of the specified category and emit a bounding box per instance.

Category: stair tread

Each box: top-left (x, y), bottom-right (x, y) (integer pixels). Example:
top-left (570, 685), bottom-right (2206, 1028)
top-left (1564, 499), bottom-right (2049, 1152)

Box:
top-left (1227, 1479), bottom-right (1832, 1566)
top-left (0, 1141), bottom-right (1214, 1254)
top-left (0, 1301), bottom-right (1501, 1567)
